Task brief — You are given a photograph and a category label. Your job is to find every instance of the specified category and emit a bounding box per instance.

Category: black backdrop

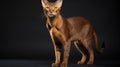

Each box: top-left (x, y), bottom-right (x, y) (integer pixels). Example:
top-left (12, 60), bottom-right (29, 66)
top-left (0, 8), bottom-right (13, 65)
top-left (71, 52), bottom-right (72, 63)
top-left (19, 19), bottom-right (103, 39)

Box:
top-left (1, 0), bottom-right (120, 64)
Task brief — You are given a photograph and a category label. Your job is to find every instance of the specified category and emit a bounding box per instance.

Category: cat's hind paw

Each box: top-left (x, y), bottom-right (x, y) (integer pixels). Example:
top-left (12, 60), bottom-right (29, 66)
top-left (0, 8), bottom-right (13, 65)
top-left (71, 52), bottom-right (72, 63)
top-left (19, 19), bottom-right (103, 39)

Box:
top-left (60, 62), bottom-right (67, 67)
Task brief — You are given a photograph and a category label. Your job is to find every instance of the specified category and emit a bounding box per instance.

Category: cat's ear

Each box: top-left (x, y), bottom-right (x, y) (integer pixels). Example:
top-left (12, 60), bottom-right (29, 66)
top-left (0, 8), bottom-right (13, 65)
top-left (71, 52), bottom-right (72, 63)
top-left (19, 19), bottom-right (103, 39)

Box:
top-left (41, 0), bottom-right (48, 8)
top-left (56, 0), bottom-right (63, 8)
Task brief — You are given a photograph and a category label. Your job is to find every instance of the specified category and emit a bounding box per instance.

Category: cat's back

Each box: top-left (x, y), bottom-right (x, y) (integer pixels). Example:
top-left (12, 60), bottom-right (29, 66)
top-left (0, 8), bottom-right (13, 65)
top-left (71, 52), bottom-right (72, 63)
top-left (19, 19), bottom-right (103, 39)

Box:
top-left (67, 16), bottom-right (91, 25)
top-left (66, 16), bottom-right (93, 33)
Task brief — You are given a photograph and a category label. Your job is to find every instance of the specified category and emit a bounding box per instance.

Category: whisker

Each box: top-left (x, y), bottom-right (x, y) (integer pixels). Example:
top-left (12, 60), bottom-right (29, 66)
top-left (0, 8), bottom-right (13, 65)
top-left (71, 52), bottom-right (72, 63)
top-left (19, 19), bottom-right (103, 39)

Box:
top-left (40, 12), bottom-right (45, 19)
top-left (40, 12), bottom-right (46, 22)
top-left (60, 13), bottom-right (65, 17)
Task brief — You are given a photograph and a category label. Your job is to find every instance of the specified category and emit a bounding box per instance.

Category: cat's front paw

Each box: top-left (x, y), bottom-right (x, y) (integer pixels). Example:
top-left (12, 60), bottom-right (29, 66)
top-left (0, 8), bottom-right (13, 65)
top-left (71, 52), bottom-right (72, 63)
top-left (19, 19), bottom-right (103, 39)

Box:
top-left (52, 63), bottom-right (59, 67)
top-left (77, 61), bottom-right (84, 64)
top-left (87, 61), bottom-right (93, 64)
top-left (60, 62), bottom-right (67, 67)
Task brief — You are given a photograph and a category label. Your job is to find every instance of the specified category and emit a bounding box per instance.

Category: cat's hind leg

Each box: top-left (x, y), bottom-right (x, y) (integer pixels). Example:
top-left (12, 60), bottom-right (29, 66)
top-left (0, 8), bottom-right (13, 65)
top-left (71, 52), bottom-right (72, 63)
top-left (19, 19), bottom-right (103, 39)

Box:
top-left (74, 40), bottom-right (87, 64)
top-left (86, 40), bottom-right (94, 64)
top-left (81, 38), bottom-right (94, 64)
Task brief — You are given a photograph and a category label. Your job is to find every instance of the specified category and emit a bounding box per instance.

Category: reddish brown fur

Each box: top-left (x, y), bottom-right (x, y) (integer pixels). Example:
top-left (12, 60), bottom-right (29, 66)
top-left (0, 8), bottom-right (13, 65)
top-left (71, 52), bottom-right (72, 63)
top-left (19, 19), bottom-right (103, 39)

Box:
top-left (41, 0), bottom-right (104, 67)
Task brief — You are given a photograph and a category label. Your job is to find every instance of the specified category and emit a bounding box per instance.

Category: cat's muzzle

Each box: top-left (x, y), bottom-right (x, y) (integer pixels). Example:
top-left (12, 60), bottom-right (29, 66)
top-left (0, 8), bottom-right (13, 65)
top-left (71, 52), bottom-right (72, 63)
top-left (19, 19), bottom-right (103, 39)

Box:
top-left (48, 14), bottom-right (55, 17)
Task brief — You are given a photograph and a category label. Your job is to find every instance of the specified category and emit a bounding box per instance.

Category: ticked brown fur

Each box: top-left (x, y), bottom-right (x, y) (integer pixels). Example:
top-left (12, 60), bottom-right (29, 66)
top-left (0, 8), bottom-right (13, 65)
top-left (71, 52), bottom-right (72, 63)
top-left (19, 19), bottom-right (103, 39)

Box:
top-left (41, 0), bottom-right (104, 67)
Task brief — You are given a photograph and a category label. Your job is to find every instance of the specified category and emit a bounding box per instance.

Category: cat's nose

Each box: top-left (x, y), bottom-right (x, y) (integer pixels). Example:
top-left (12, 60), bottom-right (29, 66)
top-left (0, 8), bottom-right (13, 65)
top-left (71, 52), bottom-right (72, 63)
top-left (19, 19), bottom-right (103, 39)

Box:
top-left (48, 14), bottom-right (54, 17)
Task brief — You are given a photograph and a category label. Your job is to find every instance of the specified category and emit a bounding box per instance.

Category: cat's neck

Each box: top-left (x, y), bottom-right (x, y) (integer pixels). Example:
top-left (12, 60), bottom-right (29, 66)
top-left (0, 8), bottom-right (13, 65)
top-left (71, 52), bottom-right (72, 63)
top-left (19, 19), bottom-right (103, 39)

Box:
top-left (47, 14), bottom-right (63, 29)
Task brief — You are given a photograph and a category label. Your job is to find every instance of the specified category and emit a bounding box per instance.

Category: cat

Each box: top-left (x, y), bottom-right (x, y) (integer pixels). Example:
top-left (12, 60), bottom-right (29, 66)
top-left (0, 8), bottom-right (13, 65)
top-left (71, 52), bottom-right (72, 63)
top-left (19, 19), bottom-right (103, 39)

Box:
top-left (41, 0), bottom-right (104, 67)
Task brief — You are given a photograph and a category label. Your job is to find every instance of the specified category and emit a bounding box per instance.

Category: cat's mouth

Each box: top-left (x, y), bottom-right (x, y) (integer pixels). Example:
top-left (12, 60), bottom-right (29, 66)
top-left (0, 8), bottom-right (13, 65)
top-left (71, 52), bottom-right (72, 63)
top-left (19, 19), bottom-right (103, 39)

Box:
top-left (48, 14), bottom-right (55, 18)
top-left (48, 14), bottom-right (56, 18)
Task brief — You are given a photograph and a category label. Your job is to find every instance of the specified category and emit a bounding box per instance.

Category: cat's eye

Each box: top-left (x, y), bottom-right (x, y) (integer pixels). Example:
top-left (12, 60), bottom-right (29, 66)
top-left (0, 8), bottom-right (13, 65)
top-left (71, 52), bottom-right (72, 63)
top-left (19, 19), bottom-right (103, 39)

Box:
top-left (54, 7), bottom-right (57, 9)
top-left (45, 7), bottom-right (50, 10)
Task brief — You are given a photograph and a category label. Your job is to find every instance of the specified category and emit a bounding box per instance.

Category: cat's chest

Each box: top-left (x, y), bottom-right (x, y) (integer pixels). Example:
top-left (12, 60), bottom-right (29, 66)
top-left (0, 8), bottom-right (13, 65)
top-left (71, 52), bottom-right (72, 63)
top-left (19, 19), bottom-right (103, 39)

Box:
top-left (50, 26), bottom-right (64, 36)
top-left (50, 27), bottom-right (69, 41)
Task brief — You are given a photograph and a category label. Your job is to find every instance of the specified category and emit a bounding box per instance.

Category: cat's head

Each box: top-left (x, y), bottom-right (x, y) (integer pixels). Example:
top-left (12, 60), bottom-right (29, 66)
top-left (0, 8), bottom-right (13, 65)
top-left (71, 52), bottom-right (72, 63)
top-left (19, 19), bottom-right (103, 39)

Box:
top-left (41, 0), bottom-right (63, 18)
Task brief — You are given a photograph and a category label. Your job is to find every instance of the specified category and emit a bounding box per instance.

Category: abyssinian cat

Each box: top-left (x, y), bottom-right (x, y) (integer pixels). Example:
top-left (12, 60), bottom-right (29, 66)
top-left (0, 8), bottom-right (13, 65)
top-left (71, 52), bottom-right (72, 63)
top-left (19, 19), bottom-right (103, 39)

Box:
top-left (41, 0), bottom-right (104, 67)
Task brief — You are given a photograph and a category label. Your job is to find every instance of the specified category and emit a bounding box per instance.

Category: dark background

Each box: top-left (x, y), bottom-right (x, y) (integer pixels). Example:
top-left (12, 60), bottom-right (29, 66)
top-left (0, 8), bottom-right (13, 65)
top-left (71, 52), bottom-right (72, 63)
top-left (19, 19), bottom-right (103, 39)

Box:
top-left (0, 0), bottom-right (120, 66)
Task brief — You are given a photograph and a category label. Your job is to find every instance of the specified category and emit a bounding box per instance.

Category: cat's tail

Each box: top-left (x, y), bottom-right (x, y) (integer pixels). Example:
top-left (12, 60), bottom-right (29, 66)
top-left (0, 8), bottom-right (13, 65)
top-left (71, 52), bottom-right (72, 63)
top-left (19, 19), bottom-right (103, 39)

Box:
top-left (93, 31), bottom-right (105, 54)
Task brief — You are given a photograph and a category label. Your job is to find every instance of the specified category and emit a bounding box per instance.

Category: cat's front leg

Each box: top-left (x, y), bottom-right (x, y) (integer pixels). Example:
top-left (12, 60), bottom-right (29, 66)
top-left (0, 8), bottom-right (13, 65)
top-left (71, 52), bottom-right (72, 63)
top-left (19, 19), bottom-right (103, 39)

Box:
top-left (61, 41), bottom-right (71, 67)
top-left (50, 31), bottom-right (62, 67)
top-left (52, 47), bottom-right (61, 67)
top-left (52, 52), bottom-right (61, 67)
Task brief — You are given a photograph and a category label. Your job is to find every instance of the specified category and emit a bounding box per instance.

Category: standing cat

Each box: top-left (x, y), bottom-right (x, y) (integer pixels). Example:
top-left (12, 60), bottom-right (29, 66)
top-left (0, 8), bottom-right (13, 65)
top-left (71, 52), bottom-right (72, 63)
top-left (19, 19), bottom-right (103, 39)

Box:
top-left (41, 0), bottom-right (104, 67)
